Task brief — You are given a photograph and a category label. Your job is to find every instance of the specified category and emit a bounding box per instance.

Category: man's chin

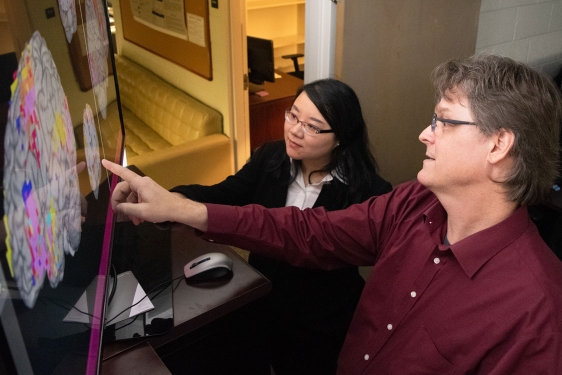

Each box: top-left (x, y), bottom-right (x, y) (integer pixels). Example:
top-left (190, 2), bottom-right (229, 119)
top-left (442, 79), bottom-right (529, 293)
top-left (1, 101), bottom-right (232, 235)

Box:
top-left (417, 170), bottom-right (431, 188)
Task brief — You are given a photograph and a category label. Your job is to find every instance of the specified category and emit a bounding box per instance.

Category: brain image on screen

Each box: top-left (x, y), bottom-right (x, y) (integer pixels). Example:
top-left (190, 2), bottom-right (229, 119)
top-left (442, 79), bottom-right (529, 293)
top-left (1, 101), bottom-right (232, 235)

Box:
top-left (83, 104), bottom-right (101, 199)
top-left (86, 0), bottom-right (109, 119)
top-left (58, 0), bottom-right (77, 43)
top-left (3, 31), bottom-right (82, 309)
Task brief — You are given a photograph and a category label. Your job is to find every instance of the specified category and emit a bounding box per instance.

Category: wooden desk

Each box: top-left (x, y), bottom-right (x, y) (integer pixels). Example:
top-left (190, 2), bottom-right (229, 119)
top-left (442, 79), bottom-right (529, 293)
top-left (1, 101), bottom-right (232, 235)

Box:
top-left (249, 71), bottom-right (303, 150)
top-left (102, 342), bottom-right (171, 374)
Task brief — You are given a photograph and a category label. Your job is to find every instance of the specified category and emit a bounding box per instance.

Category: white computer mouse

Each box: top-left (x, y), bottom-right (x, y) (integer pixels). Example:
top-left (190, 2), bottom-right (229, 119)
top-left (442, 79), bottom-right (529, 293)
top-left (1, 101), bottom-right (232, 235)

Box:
top-left (183, 252), bottom-right (233, 281)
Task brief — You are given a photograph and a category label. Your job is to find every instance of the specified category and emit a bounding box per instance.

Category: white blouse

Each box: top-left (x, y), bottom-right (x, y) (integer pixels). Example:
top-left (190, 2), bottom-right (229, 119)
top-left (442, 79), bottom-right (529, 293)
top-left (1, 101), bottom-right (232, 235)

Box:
top-left (285, 163), bottom-right (335, 209)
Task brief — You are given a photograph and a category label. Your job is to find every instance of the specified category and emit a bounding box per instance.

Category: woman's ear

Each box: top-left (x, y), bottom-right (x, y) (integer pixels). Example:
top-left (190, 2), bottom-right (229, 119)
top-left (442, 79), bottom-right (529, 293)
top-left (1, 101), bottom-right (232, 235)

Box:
top-left (488, 129), bottom-right (515, 165)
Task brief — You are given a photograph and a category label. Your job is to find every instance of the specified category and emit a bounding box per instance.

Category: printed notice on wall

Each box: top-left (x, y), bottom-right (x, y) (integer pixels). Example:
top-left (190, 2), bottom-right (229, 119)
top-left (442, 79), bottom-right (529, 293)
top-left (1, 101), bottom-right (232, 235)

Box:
top-left (130, 0), bottom-right (188, 40)
top-left (187, 13), bottom-right (206, 47)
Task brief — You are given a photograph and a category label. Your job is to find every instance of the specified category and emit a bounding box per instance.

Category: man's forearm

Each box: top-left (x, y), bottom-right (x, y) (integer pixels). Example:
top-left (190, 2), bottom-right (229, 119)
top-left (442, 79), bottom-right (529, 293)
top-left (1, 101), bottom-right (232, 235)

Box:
top-left (173, 198), bottom-right (209, 231)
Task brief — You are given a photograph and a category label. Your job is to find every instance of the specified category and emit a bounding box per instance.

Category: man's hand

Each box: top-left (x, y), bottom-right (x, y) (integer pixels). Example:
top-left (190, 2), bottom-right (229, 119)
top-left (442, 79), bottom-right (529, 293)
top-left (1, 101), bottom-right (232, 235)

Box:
top-left (101, 159), bottom-right (209, 230)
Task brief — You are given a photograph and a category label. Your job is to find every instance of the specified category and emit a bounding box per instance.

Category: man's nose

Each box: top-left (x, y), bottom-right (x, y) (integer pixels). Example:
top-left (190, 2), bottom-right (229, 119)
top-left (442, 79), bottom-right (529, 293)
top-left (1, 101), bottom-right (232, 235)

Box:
top-left (419, 124), bottom-right (433, 144)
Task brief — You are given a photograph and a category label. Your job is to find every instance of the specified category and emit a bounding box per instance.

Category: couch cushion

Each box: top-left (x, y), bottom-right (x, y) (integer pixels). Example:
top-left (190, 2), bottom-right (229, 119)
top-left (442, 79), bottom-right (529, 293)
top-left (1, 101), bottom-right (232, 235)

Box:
top-left (115, 55), bottom-right (222, 146)
top-left (73, 102), bottom-right (172, 160)
top-left (121, 106), bottom-right (171, 158)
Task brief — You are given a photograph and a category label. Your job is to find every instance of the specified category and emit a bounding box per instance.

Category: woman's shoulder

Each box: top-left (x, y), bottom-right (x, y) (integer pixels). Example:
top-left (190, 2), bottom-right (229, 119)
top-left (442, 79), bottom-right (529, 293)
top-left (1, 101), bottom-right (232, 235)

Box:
top-left (251, 140), bottom-right (288, 164)
top-left (254, 140), bottom-right (286, 155)
top-left (248, 140), bottom-right (290, 177)
top-left (371, 173), bottom-right (393, 195)
top-left (348, 172), bottom-right (392, 196)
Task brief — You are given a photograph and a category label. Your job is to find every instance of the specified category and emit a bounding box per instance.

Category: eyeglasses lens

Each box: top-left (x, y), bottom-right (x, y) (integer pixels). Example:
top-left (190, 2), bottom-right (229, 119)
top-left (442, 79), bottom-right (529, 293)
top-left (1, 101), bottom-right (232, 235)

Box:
top-left (431, 114), bottom-right (437, 132)
top-left (285, 110), bottom-right (316, 136)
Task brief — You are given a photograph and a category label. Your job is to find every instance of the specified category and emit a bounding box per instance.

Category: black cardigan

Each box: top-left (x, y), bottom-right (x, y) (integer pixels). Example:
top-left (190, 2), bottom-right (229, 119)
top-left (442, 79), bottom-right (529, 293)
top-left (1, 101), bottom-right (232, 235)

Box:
top-left (171, 140), bottom-right (391, 209)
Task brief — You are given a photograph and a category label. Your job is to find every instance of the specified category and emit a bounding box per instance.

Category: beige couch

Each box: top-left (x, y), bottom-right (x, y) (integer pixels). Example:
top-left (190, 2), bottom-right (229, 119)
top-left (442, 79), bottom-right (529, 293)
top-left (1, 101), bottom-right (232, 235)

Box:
top-left (76, 55), bottom-right (232, 191)
top-left (115, 55), bottom-right (233, 189)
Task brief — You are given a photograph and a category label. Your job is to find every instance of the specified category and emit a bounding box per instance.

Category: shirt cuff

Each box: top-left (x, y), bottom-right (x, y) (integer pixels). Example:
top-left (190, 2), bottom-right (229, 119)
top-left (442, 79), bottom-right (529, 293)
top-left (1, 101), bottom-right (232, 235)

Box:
top-left (199, 203), bottom-right (240, 241)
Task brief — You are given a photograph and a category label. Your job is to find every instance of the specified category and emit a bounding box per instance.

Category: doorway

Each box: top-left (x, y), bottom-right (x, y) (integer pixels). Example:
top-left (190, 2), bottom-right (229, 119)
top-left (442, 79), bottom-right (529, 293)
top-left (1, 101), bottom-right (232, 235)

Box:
top-left (246, 0), bottom-right (305, 75)
top-left (230, 0), bottom-right (338, 169)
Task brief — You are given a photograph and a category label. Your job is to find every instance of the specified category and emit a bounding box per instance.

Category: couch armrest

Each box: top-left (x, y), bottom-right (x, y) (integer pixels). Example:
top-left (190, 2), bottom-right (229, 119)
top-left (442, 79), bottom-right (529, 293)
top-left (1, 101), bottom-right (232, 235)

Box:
top-left (127, 134), bottom-right (233, 190)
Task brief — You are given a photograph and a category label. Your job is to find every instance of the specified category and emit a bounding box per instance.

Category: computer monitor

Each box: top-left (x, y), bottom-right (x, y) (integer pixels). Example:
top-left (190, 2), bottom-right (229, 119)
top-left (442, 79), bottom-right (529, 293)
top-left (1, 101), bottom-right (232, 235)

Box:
top-left (0, 0), bottom-right (124, 374)
top-left (247, 36), bottom-right (275, 86)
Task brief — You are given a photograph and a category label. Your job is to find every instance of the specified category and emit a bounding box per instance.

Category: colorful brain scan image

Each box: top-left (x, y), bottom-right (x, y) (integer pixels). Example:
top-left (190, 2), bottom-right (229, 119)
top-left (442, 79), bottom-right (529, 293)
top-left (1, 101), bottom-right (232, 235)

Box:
top-left (83, 104), bottom-right (101, 199)
top-left (86, 0), bottom-right (109, 119)
top-left (3, 31), bottom-right (82, 309)
top-left (58, 0), bottom-right (77, 43)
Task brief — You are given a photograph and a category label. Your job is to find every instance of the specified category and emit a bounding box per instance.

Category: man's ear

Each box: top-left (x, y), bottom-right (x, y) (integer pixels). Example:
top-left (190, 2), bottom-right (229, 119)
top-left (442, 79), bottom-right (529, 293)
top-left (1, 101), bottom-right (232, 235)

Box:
top-left (488, 129), bottom-right (515, 165)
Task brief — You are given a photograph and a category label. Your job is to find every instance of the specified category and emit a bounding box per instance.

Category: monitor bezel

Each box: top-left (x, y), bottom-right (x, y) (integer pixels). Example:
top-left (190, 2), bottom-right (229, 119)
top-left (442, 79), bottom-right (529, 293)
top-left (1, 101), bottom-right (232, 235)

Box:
top-left (0, 0), bottom-right (125, 373)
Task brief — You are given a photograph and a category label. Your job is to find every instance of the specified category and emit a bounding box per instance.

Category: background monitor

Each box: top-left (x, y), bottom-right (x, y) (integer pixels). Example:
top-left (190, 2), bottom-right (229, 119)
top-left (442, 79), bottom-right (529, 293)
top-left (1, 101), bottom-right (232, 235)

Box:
top-left (0, 0), bottom-right (124, 374)
top-left (247, 36), bottom-right (275, 85)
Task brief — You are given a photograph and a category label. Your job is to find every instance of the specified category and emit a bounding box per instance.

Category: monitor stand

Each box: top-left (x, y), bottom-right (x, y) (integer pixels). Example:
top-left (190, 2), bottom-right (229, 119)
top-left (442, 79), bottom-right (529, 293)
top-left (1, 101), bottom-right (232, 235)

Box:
top-left (105, 271), bottom-right (154, 325)
top-left (104, 220), bottom-right (175, 341)
top-left (63, 271), bottom-right (154, 326)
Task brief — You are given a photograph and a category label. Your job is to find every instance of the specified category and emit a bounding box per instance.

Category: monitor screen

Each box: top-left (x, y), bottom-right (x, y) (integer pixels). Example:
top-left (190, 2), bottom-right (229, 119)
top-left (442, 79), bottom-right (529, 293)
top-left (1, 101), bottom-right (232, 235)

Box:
top-left (0, 0), bottom-right (124, 374)
top-left (247, 36), bottom-right (275, 85)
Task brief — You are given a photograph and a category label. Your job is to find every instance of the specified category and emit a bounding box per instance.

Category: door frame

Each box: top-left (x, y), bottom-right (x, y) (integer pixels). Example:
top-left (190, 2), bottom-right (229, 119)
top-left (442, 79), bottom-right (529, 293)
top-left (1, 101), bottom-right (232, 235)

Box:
top-left (228, 0), bottom-right (251, 170)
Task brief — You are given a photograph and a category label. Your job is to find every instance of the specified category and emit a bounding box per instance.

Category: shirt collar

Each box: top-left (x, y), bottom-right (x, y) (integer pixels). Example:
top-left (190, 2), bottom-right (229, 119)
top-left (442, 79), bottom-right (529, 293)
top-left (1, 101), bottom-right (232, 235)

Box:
top-left (289, 159), bottom-right (343, 184)
top-left (423, 203), bottom-right (531, 278)
top-left (294, 167), bottom-right (333, 188)
top-left (422, 200), bottom-right (448, 241)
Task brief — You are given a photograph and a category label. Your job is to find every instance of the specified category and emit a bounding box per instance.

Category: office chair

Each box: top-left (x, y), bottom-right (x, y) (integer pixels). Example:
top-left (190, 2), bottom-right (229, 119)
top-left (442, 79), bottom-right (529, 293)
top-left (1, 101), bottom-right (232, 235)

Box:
top-left (282, 53), bottom-right (304, 80)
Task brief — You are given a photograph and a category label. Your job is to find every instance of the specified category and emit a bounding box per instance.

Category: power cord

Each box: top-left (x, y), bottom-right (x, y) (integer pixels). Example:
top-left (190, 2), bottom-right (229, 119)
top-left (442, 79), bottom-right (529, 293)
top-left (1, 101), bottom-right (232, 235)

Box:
top-left (107, 264), bottom-right (118, 305)
top-left (105, 274), bottom-right (184, 326)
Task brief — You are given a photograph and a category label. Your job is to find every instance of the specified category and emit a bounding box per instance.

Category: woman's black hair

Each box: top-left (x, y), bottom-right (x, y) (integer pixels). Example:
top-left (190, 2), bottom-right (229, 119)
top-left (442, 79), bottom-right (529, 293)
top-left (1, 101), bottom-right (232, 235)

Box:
top-left (268, 78), bottom-right (382, 205)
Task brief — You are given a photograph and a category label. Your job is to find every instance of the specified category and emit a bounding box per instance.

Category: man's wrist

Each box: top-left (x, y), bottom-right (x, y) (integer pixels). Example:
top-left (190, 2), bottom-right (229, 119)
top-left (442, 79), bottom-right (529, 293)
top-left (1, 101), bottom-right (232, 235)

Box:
top-left (174, 198), bottom-right (208, 231)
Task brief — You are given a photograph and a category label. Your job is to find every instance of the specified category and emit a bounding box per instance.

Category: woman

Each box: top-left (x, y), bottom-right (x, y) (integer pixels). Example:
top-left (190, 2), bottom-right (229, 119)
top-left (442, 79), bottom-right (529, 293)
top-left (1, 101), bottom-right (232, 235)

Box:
top-left (171, 79), bottom-right (392, 374)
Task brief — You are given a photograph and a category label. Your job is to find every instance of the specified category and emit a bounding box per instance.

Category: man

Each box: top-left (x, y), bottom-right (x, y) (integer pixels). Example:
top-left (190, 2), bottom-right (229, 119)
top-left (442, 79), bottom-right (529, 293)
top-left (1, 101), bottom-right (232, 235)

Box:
top-left (103, 54), bottom-right (562, 374)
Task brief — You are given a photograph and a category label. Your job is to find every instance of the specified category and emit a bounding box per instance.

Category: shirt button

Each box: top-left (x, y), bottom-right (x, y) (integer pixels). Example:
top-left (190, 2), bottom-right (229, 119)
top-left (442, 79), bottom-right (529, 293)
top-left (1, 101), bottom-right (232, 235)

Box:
top-left (364, 354), bottom-right (369, 360)
top-left (387, 324), bottom-right (393, 330)
top-left (410, 291), bottom-right (417, 298)
top-left (434, 257), bottom-right (440, 264)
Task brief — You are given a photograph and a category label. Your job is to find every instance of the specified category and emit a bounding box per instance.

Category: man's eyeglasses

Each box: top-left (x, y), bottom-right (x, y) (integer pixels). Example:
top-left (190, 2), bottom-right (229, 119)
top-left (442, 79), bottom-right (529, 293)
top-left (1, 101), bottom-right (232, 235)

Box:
top-left (431, 113), bottom-right (476, 132)
top-left (285, 110), bottom-right (334, 136)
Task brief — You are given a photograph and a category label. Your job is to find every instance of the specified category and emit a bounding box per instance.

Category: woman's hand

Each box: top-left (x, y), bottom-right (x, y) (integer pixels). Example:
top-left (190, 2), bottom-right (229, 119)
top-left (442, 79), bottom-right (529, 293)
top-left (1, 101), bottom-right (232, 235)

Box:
top-left (101, 159), bottom-right (208, 230)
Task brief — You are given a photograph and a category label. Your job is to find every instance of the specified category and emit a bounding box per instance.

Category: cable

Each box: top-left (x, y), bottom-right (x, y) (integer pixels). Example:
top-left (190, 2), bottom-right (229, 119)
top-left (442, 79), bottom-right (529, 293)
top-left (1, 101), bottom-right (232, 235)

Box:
top-left (114, 314), bottom-right (140, 332)
top-left (29, 270), bottom-right (181, 326)
top-left (107, 264), bottom-right (118, 305)
top-left (43, 296), bottom-right (94, 319)
top-left (104, 274), bottom-right (184, 326)
top-left (10, 272), bottom-right (183, 327)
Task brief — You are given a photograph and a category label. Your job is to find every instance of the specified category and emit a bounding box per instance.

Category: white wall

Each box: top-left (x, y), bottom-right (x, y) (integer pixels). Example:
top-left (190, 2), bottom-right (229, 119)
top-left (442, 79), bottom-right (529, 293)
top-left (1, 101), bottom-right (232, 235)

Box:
top-left (476, 0), bottom-right (562, 77)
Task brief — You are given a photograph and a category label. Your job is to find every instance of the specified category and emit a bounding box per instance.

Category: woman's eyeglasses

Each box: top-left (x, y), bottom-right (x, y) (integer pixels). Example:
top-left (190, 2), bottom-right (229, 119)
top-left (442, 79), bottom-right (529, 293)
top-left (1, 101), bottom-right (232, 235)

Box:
top-left (285, 110), bottom-right (334, 136)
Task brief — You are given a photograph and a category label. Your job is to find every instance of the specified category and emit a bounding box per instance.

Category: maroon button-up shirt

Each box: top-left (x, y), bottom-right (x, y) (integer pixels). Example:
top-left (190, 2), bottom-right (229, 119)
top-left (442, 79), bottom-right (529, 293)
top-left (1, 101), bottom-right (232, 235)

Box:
top-left (203, 181), bottom-right (562, 374)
